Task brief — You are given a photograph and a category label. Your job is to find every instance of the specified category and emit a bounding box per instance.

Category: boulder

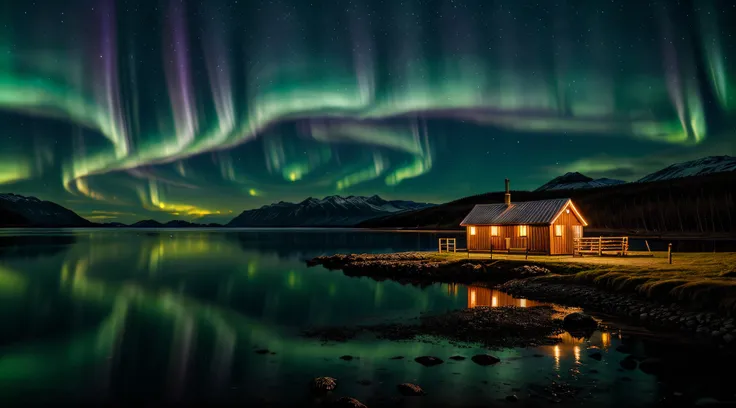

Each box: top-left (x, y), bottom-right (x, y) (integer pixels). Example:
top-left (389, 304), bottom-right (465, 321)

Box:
top-left (471, 354), bottom-right (501, 366)
top-left (397, 383), bottom-right (426, 396)
top-left (311, 377), bottom-right (337, 392)
top-left (339, 355), bottom-right (354, 361)
top-left (589, 352), bottom-right (602, 361)
top-left (414, 356), bottom-right (444, 367)
top-left (449, 355), bottom-right (466, 361)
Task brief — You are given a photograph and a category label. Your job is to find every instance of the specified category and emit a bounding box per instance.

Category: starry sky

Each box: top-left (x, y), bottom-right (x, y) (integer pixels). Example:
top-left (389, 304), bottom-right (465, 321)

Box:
top-left (0, 0), bottom-right (734, 224)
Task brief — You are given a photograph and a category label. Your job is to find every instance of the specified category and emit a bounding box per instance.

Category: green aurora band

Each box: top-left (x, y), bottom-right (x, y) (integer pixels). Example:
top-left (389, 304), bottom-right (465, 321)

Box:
top-left (0, 0), bottom-right (733, 221)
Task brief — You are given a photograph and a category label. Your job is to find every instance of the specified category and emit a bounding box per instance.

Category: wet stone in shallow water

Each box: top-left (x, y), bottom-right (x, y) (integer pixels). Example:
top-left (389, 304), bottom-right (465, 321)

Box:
top-left (589, 352), bottom-right (602, 361)
top-left (415, 356), bottom-right (444, 367)
top-left (311, 377), bottom-right (337, 392)
top-left (471, 354), bottom-right (501, 366)
top-left (333, 397), bottom-right (367, 408)
top-left (397, 383), bottom-right (426, 396)
top-left (449, 355), bottom-right (466, 361)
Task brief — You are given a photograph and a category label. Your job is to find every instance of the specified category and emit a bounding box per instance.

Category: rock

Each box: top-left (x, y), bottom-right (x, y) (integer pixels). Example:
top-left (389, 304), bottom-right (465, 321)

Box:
top-left (390, 356), bottom-right (404, 360)
top-left (640, 313), bottom-right (649, 321)
top-left (620, 357), bottom-right (637, 370)
top-left (724, 334), bottom-right (735, 344)
top-left (311, 376), bottom-right (337, 392)
top-left (333, 397), bottom-right (367, 408)
top-left (255, 349), bottom-right (270, 354)
top-left (589, 352), bottom-right (602, 361)
top-left (471, 354), bottom-right (501, 366)
top-left (415, 356), bottom-right (444, 367)
top-left (639, 358), bottom-right (663, 375)
top-left (397, 383), bottom-right (426, 396)
top-left (506, 395), bottom-right (519, 402)
top-left (340, 355), bottom-right (354, 361)
top-left (563, 312), bottom-right (598, 330)
top-left (449, 355), bottom-right (466, 361)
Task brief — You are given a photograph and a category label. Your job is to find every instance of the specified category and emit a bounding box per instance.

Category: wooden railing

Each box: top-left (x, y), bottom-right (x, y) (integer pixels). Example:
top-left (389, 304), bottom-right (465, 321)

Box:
top-left (573, 237), bottom-right (629, 256)
top-left (438, 238), bottom-right (457, 253)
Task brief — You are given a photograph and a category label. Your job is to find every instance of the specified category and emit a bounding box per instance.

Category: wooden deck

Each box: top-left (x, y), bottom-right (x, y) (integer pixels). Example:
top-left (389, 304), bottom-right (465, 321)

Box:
top-left (573, 237), bottom-right (629, 256)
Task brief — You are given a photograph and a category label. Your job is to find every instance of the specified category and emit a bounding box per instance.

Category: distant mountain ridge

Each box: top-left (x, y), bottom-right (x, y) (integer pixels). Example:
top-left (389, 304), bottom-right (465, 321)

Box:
top-left (636, 155), bottom-right (736, 183)
top-left (227, 195), bottom-right (434, 227)
top-left (0, 193), bottom-right (92, 227)
top-left (535, 172), bottom-right (626, 192)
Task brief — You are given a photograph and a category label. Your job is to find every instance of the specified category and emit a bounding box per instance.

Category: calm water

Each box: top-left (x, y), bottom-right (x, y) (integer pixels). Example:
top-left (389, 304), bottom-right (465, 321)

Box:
top-left (0, 229), bottom-right (732, 407)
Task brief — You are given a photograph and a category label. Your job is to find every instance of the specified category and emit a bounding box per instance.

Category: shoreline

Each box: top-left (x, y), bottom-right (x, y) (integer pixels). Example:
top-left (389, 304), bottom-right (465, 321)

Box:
top-left (307, 252), bottom-right (736, 348)
top-left (1, 225), bottom-right (735, 239)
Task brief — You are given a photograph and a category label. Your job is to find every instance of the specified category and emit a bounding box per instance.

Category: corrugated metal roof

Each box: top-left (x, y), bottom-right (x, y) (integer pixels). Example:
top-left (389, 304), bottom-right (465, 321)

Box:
top-left (460, 198), bottom-right (571, 226)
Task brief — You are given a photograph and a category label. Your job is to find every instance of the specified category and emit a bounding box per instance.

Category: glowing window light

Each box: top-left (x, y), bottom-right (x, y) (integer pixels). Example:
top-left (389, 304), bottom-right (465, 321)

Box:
top-left (470, 226), bottom-right (477, 236)
top-left (491, 226), bottom-right (499, 236)
top-left (555, 225), bottom-right (563, 237)
top-left (519, 225), bottom-right (528, 237)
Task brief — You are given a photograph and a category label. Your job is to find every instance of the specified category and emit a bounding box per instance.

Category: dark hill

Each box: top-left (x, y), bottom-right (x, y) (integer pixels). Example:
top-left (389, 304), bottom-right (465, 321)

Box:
top-left (358, 171), bottom-right (736, 235)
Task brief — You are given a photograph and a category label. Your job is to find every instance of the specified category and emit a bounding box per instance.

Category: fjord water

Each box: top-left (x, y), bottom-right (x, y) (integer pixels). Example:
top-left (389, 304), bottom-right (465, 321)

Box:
top-left (0, 229), bottom-right (726, 406)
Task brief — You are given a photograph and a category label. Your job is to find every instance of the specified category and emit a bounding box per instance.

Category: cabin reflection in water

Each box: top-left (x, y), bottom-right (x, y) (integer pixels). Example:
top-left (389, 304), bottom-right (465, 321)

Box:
top-left (464, 286), bottom-right (541, 308)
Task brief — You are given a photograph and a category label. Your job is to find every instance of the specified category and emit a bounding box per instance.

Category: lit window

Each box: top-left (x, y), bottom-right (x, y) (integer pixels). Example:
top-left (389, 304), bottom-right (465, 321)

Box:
top-left (470, 226), bottom-right (476, 236)
top-left (519, 225), bottom-right (528, 237)
top-left (491, 226), bottom-right (498, 236)
top-left (555, 225), bottom-right (563, 237)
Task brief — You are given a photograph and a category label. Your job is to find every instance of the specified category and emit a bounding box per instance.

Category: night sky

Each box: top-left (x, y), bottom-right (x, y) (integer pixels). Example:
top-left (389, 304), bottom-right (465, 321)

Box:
top-left (0, 0), bottom-right (734, 223)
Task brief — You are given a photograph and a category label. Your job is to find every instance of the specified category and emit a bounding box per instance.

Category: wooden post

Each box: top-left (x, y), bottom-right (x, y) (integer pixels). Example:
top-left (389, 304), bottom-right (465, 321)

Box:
top-left (490, 243), bottom-right (493, 260)
top-left (645, 240), bottom-right (651, 253)
top-left (668, 243), bottom-right (672, 264)
top-left (598, 236), bottom-right (602, 256)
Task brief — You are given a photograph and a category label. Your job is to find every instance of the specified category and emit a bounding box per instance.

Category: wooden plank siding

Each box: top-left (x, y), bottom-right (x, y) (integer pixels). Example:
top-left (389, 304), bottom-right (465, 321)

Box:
top-left (466, 225), bottom-right (550, 253)
top-left (549, 205), bottom-right (584, 255)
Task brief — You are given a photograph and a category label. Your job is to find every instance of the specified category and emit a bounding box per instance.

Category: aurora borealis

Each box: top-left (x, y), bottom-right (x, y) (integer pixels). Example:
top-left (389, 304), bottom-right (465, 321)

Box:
top-left (0, 0), bottom-right (734, 223)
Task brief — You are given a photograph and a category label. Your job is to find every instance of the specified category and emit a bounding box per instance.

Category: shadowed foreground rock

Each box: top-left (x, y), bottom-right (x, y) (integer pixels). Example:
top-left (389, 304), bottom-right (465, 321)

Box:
top-left (563, 312), bottom-right (598, 331)
top-left (304, 306), bottom-right (568, 349)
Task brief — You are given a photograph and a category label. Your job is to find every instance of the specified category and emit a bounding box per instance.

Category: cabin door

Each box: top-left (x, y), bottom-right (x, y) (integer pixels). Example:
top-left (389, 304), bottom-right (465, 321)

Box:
top-left (504, 237), bottom-right (511, 249)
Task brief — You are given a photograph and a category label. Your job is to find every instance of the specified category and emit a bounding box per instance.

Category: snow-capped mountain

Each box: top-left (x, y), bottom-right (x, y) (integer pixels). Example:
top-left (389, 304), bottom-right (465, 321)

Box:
top-left (227, 195), bottom-right (434, 227)
top-left (637, 156), bottom-right (736, 183)
top-left (0, 193), bottom-right (92, 227)
top-left (535, 172), bottom-right (626, 192)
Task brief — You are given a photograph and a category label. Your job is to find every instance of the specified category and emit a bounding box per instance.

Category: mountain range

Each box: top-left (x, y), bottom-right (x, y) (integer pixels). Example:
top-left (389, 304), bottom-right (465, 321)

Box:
top-left (227, 195), bottom-right (433, 227)
top-left (0, 193), bottom-right (93, 227)
top-left (1, 155), bottom-right (735, 230)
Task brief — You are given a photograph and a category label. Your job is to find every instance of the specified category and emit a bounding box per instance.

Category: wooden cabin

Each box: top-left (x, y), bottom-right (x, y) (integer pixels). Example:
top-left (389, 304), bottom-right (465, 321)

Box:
top-left (460, 179), bottom-right (588, 255)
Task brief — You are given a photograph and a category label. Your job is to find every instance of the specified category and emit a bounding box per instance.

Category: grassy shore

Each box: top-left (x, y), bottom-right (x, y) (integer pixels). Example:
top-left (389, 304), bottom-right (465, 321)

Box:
top-left (436, 251), bottom-right (736, 313)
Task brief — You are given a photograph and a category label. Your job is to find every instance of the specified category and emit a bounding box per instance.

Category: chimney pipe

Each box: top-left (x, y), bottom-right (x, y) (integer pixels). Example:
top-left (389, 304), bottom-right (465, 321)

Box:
top-left (504, 178), bottom-right (511, 206)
